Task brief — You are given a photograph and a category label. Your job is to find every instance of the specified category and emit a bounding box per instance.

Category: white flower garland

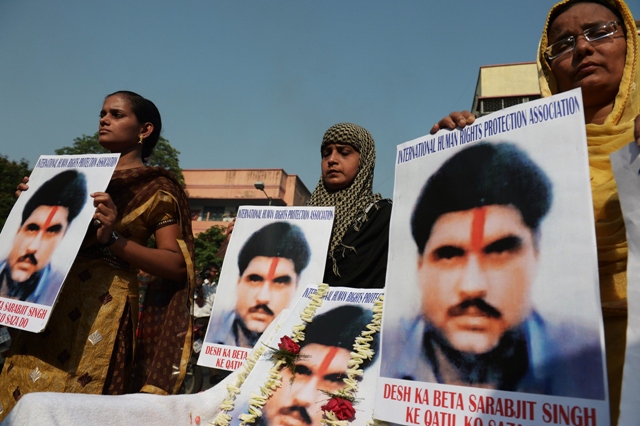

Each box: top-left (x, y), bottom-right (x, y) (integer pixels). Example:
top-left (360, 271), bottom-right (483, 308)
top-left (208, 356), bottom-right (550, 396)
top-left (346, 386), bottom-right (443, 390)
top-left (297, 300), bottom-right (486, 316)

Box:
top-left (211, 343), bottom-right (268, 426)
top-left (216, 284), bottom-right (330, 426)
top-left (213, 287), bottom-right (383, 426)
top-left (321, 295), bottom-right (384, 426)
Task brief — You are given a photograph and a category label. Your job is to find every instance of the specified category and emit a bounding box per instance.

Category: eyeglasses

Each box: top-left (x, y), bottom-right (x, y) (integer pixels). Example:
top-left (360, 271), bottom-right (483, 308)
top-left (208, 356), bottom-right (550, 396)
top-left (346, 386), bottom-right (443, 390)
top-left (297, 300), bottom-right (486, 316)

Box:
top-left (545, 21), bottom-right (621, 60)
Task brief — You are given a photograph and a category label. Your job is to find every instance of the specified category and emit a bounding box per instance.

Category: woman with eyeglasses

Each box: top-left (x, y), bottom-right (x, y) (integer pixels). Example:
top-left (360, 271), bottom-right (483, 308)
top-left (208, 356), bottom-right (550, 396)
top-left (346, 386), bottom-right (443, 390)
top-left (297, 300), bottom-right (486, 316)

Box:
top-left (431, 1), bottom-right (638, 423)
top-left (540, 2), bottom-right (637, 424)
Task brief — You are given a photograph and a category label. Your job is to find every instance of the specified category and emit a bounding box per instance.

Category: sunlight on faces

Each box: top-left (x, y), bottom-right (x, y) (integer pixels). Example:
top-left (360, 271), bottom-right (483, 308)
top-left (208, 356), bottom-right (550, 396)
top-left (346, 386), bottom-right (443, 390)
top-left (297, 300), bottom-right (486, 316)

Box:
top-left (264, 343), bottom-right (350, 426)
top-left (236, 256), bottom-right (298, 333)
top-left (8, 205), bottom-right (69, 282)
top-left (321, 143), bottom-right (360, 191)
top-left (418, 205), bottom-right (538, 354)
top-left (548, 3), bottom-right (626, 107)
top-left (98, 94), bottom-right (147, 153)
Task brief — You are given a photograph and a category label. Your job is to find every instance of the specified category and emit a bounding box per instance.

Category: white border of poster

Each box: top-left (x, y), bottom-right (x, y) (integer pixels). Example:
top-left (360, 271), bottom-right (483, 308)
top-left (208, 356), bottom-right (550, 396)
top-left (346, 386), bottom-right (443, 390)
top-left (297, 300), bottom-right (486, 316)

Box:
top-left (0, 154), bottom-right (118, 333)
top-left (610, 143), bottom-right (640, 426)
top-left (375, 90), bottom-right (609, 425)
top-left (199, 206), bottom-right (334, 370)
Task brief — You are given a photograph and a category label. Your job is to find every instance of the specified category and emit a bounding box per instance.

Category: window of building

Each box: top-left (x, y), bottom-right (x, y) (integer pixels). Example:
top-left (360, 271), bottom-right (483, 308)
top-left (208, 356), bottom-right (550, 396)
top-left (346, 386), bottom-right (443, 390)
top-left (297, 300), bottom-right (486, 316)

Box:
top-left (202, 206), bottom-right (225, 222)
top-left (222, 207), bottom-right (238, 222)
top-left (483, 98), bottom-right (504, 114)
top-left (479, 95), bottom-right (541, 116)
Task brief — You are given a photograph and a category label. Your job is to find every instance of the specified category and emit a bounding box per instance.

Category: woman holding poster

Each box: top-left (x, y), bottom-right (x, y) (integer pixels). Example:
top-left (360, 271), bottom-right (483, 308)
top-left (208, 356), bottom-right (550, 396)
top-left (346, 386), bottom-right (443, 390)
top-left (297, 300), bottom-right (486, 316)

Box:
top-left (433, 1), bottom-right (638, 423)
top-left (538, 1), bottom-right (638, 423)
top-left (0, 91), bottom-right (194, 419)
top-left (308, 122), bottom-right (391, 289)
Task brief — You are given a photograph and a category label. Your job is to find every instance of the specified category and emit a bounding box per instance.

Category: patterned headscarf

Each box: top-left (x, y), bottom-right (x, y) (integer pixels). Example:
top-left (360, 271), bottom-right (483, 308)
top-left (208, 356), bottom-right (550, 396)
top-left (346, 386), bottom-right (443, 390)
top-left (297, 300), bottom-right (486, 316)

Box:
top-left (308, 123), bottom-right (382, 274)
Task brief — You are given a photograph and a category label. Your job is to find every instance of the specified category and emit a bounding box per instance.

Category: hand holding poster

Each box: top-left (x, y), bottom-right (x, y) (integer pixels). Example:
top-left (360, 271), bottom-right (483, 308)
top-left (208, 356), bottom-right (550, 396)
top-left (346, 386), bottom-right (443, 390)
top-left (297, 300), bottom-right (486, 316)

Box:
top-left (0, 154), bottom-right (118, 333)
top-left (376, 90), bottom-right (609, 425)
top-left (199, 206), bottom-right (334, 370)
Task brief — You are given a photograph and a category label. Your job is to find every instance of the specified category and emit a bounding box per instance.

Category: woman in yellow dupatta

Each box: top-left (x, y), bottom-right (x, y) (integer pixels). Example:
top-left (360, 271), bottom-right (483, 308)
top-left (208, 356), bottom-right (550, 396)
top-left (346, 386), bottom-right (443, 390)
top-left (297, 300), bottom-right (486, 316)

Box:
top-left (432, 1), bottom-right (638, 423)
top-left (538, 1), bottom-right (639, 423)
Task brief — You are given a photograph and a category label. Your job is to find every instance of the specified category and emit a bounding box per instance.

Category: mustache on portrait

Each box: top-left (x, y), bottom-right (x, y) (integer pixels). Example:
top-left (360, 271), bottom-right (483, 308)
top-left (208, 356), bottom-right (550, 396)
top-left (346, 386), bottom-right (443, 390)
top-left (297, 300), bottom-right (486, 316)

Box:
top-left (17, 253), bottom-right (37, 266)
top-left (279, 406), bottom-right (312, 425)
top-left (248, 304), bottom-right (274, 317)
top-left (447, 297), bottom-right (501, 319)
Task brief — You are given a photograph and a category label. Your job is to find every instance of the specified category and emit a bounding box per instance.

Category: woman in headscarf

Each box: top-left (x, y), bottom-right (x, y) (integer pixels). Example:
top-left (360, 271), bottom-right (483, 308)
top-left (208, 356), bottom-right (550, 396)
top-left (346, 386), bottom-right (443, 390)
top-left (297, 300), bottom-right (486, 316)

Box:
top-left (0, 91), bottom-right (195, 420)
top-left (308, 123), bottom-right (391, 289)
top-left (432, 1), bottom-right (638, 422)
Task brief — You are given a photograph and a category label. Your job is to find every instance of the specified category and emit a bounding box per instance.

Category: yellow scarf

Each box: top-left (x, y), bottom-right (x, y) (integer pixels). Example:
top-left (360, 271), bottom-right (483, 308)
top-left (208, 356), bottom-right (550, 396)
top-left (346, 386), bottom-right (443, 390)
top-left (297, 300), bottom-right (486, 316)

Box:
top-left (537, 2), bottom-right (638, 423)
top-left (538, 0), bottom-right (639, 311)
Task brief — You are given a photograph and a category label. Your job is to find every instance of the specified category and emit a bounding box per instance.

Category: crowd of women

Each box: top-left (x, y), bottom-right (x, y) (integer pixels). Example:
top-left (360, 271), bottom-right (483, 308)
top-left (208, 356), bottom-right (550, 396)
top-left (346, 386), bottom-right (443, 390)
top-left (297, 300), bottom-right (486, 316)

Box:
top-left (0, 0), bottom-right (638, 424)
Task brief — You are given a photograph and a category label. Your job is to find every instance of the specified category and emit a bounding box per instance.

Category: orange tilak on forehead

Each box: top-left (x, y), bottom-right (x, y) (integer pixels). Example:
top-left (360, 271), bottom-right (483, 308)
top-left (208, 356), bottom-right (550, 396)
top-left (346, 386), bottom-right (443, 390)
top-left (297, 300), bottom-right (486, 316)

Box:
top-left (470, 207), bottom-right (487, 252)
top-left (317, 346), bottom-right (340, 377)
top-left (266, 257), bottom-right (280, 282)
top-left (43, 206), bottom-right (59, 230)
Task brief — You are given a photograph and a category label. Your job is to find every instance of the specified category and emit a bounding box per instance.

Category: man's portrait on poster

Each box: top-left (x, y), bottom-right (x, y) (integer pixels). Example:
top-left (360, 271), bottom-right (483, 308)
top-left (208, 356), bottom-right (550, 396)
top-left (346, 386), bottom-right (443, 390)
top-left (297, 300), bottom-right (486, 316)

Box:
top-left (205, 221), bottom-right (311, 348)
top-left (255, 305), bottom-right (379, 426)
top-left (0, 170), bottom-right (87, 305)
top-left (382, 142), bottom-right (604, 400)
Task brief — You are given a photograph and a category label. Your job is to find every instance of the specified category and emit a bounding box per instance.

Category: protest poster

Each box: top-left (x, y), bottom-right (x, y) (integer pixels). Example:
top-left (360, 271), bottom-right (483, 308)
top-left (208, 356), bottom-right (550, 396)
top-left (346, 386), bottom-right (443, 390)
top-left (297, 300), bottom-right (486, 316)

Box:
top-left (211, 284), bottom-right (384, 426)
top-left (199, 206), bottom-right (334, 370)
top-left (610, 143), bottom-right (640, 426)
top-left (0, 154), bottom-right (119, 333)
top-left (375, 89), bottom-right (609, 426)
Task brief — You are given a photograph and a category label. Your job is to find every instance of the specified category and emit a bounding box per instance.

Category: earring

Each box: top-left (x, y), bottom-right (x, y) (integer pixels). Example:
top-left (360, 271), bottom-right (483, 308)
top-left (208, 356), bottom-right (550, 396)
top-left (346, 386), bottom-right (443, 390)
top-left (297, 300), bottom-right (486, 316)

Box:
top-left (139, 135), bottom-right (144, 145)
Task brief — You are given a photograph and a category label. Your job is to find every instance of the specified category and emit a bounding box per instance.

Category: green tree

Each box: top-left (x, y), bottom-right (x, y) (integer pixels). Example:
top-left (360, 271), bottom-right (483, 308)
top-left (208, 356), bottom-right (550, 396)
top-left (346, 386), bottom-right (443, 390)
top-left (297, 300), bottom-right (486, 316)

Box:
top-left (55, 133), bottom-right (109, 155)
top-left (0, 155), bottom-right (31, 229)
top-left (55, 132), bottom-right (185, 185)
top-left (147, 138), bottom-right (184, 185)
top-left (194, 225), bottom-right (227, 272)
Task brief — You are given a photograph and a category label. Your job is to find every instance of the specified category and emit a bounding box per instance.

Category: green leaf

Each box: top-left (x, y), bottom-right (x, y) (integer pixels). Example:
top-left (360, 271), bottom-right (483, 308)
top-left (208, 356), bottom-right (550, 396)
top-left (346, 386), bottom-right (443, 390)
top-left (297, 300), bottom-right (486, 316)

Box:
top-left (194, 225), bottom-right (227, 271)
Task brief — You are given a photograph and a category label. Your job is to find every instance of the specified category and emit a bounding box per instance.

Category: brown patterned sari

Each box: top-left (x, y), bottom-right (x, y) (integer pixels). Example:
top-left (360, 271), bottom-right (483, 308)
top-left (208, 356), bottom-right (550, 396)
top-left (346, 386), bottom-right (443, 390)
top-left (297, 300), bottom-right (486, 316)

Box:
top-left (0, 167), bottom-right (195, 419)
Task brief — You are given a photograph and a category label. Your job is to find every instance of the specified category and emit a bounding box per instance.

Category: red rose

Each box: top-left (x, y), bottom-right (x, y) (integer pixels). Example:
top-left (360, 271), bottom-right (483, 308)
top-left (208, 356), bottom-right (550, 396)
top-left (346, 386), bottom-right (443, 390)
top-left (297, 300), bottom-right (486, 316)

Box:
top-left (278, 336), bottom-right (300, 354)
top-left (321, 397), bottom-right (355, 421)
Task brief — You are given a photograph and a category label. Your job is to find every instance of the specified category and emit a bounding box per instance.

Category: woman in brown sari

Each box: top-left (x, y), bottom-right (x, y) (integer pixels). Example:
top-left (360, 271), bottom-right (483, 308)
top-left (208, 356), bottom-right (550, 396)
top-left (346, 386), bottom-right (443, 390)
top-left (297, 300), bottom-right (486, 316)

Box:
top-left (0, 91), bottom-right (195, 419)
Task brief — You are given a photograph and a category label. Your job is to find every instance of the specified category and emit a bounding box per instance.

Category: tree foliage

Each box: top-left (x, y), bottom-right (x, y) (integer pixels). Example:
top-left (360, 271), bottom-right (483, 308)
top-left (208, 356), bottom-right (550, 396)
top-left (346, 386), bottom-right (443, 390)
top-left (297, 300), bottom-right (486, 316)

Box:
top-left (55, 132), bottom-right (185, 185)
top-left (147, 139), bottom-right (184, 185)
top-left (0, 155), bottom-right (31, 229)
top-left (194, 225), bottom-right (227, 272)
top-left (55, 133), bottom-right (109, 155)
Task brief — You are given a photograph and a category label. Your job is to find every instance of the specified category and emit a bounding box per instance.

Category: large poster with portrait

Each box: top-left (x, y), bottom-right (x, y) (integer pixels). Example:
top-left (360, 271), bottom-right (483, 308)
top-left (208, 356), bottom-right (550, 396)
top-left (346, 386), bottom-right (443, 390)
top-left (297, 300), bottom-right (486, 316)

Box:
top-left (0, 154), bottom-right (119, 333)
top-left (375, 89), bottom-right (609, 425)
top-left (199, 206), bottom-right (334, 370)
top-left (610, 143), bottom-right (640, 426)
top-left (211, 284), bottom-right (384, 426)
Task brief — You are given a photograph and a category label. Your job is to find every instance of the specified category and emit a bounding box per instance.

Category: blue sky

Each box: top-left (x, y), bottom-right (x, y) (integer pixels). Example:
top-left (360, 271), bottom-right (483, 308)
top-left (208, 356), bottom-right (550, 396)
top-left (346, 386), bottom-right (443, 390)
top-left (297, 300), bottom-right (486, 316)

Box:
top-left (1, 1), bottom-right (638, 198)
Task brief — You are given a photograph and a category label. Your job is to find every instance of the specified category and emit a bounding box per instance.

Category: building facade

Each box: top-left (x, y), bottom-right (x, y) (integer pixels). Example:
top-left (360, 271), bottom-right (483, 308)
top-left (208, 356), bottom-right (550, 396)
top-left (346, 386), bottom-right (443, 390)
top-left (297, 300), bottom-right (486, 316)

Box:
top-left (471, 18), bottom-right (640, 116)
top-left (471, 62), bottom-right (541, 117)
top-left (184, 168), bottom-right (311, 235)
